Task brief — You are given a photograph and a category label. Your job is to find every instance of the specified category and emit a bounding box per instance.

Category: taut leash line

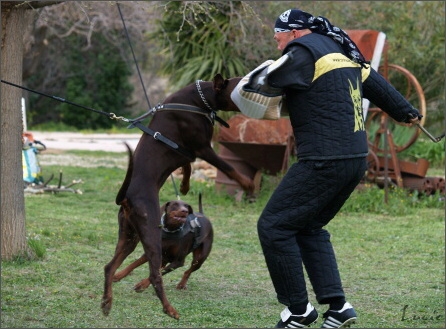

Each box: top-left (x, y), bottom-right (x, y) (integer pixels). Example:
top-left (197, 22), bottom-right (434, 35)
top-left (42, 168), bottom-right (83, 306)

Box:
top-left (1, 79), bottom-right (196, 161)
top-left (1, 79), bottom-right (129, 122)
top-left (116, 2), bottom-right (151, 110)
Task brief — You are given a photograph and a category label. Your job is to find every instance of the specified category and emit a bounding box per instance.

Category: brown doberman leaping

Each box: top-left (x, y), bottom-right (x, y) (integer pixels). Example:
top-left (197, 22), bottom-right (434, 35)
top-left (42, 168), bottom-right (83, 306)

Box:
top-left (101, 74), bottom-right (255, 320)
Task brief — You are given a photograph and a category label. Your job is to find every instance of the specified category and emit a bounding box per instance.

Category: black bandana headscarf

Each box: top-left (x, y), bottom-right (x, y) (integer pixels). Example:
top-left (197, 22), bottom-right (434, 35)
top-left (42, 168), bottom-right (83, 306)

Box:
top-left (274, 9), bottom-right (369, 68)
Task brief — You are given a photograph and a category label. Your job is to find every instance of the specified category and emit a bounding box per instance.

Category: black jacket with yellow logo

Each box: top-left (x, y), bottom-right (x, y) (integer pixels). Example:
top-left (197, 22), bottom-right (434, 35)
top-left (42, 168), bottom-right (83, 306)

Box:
top-left (268, 33), bottom-right (417, 160)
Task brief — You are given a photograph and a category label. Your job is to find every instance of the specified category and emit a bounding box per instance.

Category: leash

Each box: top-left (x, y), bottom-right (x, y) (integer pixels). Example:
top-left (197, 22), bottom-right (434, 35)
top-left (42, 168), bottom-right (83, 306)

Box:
top-left (117, 2), bottom-right (230, 197)
top-left (1, 79), bottom-right (196, 161)
top-left (4, 2), bottom-right (230, 198)
top-left (1, 79), bottom-right (130, 123)
top-left (121, 2), bottom-right (195, 197)
top-left (116, 2), bottom-right (151, 110)
top-left (1, 79), bottom-right (216, 161)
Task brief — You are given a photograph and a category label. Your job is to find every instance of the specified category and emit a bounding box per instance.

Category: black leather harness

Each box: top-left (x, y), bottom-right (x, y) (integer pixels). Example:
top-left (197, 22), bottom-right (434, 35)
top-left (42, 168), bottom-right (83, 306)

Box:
top-left (128, 102), bottom-right (229, 162)
top-left (161, 213), bottom-right (204, 250)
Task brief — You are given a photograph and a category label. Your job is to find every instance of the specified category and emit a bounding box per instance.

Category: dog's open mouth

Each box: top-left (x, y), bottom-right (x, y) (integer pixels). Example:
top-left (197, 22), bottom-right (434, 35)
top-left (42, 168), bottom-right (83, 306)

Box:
top-left (173, 215), bottom-right (187, 224)
top-left (165, 211), bottom-right (188, 229)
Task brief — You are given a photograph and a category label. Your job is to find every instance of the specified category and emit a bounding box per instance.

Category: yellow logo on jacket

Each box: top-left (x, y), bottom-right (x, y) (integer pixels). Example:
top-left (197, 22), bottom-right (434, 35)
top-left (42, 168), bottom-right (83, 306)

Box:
top-left (348, 78), bottom-right (365, 132)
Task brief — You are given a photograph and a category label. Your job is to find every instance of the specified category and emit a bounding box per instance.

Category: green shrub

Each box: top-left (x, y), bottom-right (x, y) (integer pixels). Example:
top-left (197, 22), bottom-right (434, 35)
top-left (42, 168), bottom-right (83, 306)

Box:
top-left (400, 137), bottom-right (445, 168)
top-left (341, 183), bottom-right (444, 216)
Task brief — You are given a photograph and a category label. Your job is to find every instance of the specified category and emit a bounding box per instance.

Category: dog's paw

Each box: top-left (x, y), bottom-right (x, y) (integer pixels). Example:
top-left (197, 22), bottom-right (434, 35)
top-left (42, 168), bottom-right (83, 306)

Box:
top-left (180, 183), bottom-right (190, 195)
top-left (164, 305), bottom-right (180, 320)
top-left (246, 194), bottom-right (257, 203)
top-left (234, 190), bottom-right (257, 203)
top-left (101, 298), bottom-right (112, 316)
top-left (133, 278), bottom-right (151, 292)
top-left (176, 283), bottom-right (188, 290)
top-left (234, 190), bottom-right (244, 202)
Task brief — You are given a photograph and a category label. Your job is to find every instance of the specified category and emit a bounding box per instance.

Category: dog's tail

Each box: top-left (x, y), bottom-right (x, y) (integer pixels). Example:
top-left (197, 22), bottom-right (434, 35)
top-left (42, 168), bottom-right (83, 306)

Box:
top-left (198, 192), bottom-right (203, 214)
top-left (115, 142), bottom-right (134, 205)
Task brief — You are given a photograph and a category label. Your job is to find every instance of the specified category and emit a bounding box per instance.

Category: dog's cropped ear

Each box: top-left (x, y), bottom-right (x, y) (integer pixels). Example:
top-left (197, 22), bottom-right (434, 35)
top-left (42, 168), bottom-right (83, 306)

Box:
top-left (213, 73), bottom-right (229, 92)
top-left (187, 204), bottom-right (194, 215)
top-left (160, 202), bottom-right (170, 214)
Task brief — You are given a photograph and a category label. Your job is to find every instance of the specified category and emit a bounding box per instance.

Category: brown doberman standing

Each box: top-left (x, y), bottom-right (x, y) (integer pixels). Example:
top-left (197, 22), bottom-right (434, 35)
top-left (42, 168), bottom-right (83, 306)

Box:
top-left (112, 195), bottom-right (213, 292)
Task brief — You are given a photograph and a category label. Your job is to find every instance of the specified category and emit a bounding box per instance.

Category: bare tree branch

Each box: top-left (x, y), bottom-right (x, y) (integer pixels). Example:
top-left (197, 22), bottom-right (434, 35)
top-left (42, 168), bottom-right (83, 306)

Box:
top-left (1, 1), bottom-right (64, 10)
top-left (22, 1), bottom-right (168, 116)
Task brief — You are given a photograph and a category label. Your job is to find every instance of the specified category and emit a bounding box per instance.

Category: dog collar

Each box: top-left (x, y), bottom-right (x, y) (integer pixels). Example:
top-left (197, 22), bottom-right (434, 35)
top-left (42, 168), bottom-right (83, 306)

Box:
top-left (160, 213), bottom-right (185, 234)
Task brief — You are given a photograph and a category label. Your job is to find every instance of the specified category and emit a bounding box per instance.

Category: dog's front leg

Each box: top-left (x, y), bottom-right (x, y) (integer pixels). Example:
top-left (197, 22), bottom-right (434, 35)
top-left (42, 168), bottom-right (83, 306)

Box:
top-left (179, 163), bottom-right (192, 195)
top-left (198, 146), bottom-right (256, 197)
top-left (176, 245), bottom-right (208, 290)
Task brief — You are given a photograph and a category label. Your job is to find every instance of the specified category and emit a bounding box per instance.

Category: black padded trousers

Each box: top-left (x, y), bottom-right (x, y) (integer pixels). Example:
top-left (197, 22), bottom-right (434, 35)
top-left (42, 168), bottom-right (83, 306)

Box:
top-left (257, 158), bottom-right (367, 306)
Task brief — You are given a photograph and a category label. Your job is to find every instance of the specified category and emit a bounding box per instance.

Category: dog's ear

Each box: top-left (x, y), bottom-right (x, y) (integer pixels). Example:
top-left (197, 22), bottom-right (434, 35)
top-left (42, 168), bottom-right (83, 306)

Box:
top-left (160, 202), bottom-right (170, 213)
top-left (213, 73), bottom-right (229, 92)
top-left (187, 204), bottom-right (194, 214)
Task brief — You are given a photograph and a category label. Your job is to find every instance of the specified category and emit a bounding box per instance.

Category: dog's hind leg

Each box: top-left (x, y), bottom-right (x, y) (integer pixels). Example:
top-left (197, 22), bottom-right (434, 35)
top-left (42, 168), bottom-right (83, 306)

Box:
top-left (140, 235), bottom-right (179, 319)
top-left (130, 256), bottom-right (181, 292)
top-left (132, 257), bottom-right (182, 292)
top-left (101, 204), bottom-right (139, 316)
top-left (132, 259), bottom-right (172, 292)
top-left (113, 254), bottom-right (147, 282)
top-left (135, 199), bottom-right (180, 320)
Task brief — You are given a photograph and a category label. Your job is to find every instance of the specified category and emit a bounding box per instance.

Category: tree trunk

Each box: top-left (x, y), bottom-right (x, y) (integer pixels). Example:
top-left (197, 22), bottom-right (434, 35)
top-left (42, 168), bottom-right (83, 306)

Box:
top-left (1, 4), bottom-right (30, 260)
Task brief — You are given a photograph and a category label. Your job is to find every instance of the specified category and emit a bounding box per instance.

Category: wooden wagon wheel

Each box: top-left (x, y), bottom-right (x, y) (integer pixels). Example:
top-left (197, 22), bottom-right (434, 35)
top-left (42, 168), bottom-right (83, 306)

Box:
top-left (366, 64), bottom-right (427, 154)
top-left (365, 149), bottom-right (380, 182)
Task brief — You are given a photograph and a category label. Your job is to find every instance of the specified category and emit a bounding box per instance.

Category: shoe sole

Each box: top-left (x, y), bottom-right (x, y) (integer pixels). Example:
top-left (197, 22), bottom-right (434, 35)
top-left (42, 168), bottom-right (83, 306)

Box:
top-left (339, 317), bottom-right (356, 328)
top-left (282, 315), bottom-right (319, 328)
top-left (305, 317), bottom-right (318, 327)
top-left (322, 316), bottom-right (356, 328)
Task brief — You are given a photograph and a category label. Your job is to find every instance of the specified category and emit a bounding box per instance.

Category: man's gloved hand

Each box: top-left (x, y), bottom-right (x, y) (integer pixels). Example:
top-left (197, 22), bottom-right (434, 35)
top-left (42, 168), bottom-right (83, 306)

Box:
top-left (244, 66), bottom-right (283, 97)
top-left (404, 108), bottom-right (423, 124)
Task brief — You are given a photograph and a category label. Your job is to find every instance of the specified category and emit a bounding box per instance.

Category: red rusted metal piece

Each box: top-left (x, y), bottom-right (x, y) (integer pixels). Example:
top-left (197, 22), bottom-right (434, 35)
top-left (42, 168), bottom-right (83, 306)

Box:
top-left (345, 30), bottom-right (387, 62)
top-left (217, 114), bottom-right (293, 145)
top-left (215, 114), bottom-right (294, 195)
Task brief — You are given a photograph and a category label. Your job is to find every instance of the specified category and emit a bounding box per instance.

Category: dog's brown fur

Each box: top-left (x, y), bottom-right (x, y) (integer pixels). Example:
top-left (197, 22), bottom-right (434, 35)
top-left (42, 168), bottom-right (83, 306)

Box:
top-left (112, 195), bottom-right (213, 292)
top-left (101, 74), bottom-right (254, 319)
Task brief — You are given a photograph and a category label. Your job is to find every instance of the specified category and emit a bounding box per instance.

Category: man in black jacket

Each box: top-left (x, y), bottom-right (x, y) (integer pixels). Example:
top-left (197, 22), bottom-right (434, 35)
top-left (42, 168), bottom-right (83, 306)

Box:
top-left (255, 9), bottom-right (422, 328)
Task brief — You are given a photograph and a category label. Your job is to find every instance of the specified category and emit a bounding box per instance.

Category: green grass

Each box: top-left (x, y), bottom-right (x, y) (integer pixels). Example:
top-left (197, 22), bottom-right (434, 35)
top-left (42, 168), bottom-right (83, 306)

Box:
top-left (1, 151), bottom-right (444, 328)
